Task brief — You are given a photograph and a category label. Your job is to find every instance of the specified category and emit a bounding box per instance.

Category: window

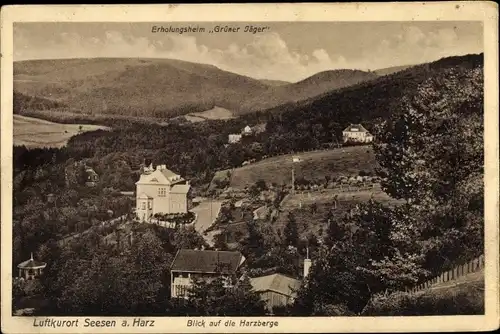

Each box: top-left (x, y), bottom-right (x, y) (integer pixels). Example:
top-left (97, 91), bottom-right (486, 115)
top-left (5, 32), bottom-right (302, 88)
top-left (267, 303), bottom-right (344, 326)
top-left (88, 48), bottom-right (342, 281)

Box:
top-left (141, 201), bottom-right (146, 210)
top-left (158, 187), bottom-right (166, 197)
top-left (148, 201), bottom-right (152, 210)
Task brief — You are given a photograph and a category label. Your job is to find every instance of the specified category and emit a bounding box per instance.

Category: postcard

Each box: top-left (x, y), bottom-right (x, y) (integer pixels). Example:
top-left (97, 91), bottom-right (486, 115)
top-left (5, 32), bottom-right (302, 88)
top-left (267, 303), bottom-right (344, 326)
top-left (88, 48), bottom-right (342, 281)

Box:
top-left (1, 2), bottom-right (499, 333)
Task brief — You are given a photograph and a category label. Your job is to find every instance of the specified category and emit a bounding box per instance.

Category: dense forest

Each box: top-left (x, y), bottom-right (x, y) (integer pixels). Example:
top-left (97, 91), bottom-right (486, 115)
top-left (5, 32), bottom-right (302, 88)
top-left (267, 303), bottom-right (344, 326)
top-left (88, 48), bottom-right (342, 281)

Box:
top-left (12, 53), bottom-right (484, 316)
top-left (14, 58), bottom-right (379, 118)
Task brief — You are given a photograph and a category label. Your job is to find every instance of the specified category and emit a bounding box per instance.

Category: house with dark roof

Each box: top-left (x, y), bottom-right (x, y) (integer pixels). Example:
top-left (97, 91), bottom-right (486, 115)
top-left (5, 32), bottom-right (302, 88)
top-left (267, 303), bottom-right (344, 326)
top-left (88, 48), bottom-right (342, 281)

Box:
top-left (170, 249), bottom-right (246, 298)
top-left (135, 165), bottom-right (191, 222)
top-left (342, 124), bottom-right (374, 143)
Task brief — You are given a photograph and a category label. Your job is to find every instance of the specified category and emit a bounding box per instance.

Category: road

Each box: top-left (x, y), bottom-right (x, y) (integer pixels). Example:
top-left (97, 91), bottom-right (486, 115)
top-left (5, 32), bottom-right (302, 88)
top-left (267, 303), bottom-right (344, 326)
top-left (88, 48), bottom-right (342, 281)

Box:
top-left (190, 200), bottom-right (223, 246)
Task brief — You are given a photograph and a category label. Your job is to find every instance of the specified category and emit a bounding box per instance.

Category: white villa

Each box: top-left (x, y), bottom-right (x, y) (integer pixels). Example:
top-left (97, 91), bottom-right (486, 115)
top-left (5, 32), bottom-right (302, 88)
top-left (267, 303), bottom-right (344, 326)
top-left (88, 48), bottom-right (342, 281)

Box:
top-left (242, 125), bottom-right (253, 136)
top-left (135, 164), bottom-right (190, 221)
top-left (342, 124), bottom-right (374, 143)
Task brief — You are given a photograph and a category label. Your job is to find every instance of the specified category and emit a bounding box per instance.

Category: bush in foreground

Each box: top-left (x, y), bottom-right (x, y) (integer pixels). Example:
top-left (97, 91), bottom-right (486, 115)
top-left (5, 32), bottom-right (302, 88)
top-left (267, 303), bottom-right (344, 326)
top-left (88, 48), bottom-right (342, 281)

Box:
top-left (362, 282), bottom-right (484, 316)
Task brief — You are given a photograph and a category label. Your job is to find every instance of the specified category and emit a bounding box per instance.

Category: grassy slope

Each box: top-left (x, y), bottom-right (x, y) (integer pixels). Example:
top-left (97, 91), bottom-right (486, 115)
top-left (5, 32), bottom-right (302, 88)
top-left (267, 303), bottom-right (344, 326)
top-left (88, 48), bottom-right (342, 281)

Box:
top-left (224, 145), bottom-right (393, 239)
top-left (229, 145), bottom-right (377, 189)
top-left (13, 114), bottom-right (108, 148)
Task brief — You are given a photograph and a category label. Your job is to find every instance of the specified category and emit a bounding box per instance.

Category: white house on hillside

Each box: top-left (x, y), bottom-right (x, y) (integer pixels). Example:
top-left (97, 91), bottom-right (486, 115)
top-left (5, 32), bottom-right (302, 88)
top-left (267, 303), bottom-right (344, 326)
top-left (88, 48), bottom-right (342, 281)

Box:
top-left (135, 164), bottom-right (190, 221)
top-left (228, 133), bottom-right (242, 144)
top-left (242, 125), bottom-right (253, 136)
top-left (342, 124), bottom-right (374, 143)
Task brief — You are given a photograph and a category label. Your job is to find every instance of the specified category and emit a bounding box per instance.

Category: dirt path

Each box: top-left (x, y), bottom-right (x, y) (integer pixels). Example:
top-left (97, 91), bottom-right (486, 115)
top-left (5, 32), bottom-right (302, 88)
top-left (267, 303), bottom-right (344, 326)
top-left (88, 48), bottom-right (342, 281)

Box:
top-left (190, 200), bottom-right (223, 246)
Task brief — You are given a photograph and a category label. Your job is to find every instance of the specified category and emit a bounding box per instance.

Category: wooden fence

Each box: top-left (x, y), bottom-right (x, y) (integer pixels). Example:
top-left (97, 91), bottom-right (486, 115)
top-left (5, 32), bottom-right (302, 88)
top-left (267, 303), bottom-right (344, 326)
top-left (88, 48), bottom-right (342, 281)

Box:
top-left (405, 254), bottom-right (485, 294)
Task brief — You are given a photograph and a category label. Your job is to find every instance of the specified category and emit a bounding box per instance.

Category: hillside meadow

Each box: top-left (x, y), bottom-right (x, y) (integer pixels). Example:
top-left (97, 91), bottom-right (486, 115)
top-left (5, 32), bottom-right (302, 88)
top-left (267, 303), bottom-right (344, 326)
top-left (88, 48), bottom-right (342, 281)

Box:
top-left (13, 114), bottom-right (109, 149)
top-left (228, 145), bottom-right (377, 189)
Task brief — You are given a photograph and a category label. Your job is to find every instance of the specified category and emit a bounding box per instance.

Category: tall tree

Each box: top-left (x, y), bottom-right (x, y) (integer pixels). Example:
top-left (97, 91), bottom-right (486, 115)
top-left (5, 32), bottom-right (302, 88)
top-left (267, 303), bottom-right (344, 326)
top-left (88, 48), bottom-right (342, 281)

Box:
top-left (284, 212), bottom-right (299, 248)
top-left (187, 275), bottom-right (266, 316)
top-left (373, 66), bottom-right (484, 268)
top-left (240, 220), bottom-right (265, 264)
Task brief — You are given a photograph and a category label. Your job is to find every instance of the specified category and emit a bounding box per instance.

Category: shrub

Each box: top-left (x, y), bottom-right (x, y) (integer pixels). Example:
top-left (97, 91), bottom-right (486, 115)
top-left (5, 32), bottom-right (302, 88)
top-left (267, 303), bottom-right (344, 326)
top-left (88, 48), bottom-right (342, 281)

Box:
top-left (362, 285), bottom-right (484, 316)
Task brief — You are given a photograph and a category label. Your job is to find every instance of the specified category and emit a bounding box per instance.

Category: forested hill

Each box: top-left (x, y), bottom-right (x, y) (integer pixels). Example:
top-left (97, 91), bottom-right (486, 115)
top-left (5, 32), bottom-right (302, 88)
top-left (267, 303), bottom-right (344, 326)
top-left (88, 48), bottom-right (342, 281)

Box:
top-left (263, 53), bottom-right (484, 139)
top-left (13, 58), bottom-right (376, 120)
top-left (238, 69), bottom-right (378, 114)
top-left (13, 58), bottom-right (269, 118)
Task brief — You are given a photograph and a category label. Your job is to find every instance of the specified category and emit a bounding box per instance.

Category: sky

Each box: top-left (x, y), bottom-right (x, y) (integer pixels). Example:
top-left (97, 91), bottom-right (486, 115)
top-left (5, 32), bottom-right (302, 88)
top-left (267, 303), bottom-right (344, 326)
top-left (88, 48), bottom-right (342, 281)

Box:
top-left (13, 22), bottom-right (483, 82)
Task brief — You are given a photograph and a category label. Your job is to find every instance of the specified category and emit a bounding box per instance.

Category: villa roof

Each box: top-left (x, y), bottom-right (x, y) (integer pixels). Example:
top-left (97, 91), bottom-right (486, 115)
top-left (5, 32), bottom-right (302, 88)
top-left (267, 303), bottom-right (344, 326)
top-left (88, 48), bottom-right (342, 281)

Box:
top-left (171, 184), bottom-right (191, 194)
top-left (137, 192), bottom-right (153, 199)
top-left (18, 254), bottom-right (46, 269)
top-left (136, 166), bottom-right (185, 185)
top-left (171, 249), bottom-right (245, 274)
top-left (160, 168), bottom-right (180, 180)
top-left (250, 273), bottom-right (301, 297)
top-left (343, 124), bottom-right (369, 133)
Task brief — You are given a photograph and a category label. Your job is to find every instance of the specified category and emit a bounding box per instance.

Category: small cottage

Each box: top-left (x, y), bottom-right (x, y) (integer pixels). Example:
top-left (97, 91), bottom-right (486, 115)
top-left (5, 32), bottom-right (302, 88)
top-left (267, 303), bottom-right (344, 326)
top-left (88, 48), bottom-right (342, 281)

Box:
top-left (85, 167), bottom-right (99, 187)
top-left (250, 273), bottom-right (301, 312)
top-left (170, 249), bottom-right (246, 298)
top-left (228, 134), bottom-right (242, 144)
top-left (242, 125), bottom-right (253, 136)
top-left (250, 254), bottom-right (312, 312)
top-left (342, 124), bottom-right (374, 143)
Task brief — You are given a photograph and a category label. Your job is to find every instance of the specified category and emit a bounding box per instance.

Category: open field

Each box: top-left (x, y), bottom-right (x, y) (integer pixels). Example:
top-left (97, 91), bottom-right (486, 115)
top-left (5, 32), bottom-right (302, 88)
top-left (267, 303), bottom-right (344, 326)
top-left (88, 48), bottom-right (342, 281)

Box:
top-left (14, 114), bottom-right (109, 148)
top-left (185, 106), bottom-right (235, 123)
top-left (229, 145), bottom-right (377, 189)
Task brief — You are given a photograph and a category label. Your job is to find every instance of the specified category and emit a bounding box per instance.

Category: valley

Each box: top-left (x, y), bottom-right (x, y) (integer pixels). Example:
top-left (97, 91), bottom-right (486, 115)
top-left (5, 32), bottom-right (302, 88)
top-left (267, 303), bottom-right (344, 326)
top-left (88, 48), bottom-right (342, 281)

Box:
top-left (11, 52), bottom-right (485, 317)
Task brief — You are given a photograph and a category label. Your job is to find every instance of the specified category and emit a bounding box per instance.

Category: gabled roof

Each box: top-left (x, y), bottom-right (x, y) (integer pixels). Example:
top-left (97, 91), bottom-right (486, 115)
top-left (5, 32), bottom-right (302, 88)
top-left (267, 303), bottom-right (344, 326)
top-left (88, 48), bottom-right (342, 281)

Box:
top-left (160, 168), bottom-right (181, 180)
top-left (85, 168), bottom-right (98, 176)
top-left (171, 249), bottom-right (245, 274)
top-left (171, 184), bottom-right (191, 194)
top-left (342, 124), bottom-right (369, 133)
top-left (250, 273), bottom-right (301, 297)
top-left (18, 256), bottom-right (47, 269)
top-left (136, 168), bottom-right (184, 185)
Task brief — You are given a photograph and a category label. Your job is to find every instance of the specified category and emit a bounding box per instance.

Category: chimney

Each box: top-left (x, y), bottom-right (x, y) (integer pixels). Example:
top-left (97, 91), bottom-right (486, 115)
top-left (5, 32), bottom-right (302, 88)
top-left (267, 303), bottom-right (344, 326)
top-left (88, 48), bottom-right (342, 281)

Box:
top-left (303, 247), bottom-right (312, 279)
